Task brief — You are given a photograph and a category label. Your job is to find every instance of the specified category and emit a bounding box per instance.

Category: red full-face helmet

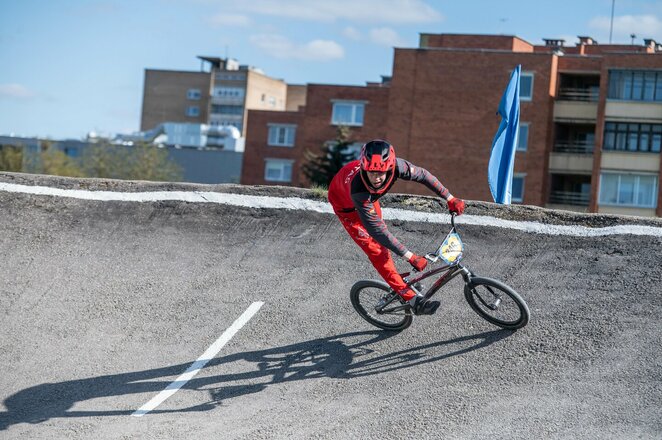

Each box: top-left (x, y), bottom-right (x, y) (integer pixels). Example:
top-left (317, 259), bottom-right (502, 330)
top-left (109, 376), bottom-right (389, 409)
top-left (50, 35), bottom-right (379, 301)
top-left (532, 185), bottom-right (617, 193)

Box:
top-left (359, 140), bottom-right (396, 194)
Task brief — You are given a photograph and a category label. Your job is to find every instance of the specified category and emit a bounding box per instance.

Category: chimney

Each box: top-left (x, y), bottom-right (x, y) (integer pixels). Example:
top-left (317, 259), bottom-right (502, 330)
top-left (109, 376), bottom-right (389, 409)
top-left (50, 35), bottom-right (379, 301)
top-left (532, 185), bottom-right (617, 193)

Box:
top-left (643, 39), bottom-right (658, 48)
top-left (543, 38), bottom-right (565, 48)
top-left (577, 36), bottom-right (597, 45)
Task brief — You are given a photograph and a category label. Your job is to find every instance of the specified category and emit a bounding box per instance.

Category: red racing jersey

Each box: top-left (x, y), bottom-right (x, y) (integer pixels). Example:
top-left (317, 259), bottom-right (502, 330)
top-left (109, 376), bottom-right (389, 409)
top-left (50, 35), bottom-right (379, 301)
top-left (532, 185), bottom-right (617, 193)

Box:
top-left (328, 158), bottom-right (451, 256)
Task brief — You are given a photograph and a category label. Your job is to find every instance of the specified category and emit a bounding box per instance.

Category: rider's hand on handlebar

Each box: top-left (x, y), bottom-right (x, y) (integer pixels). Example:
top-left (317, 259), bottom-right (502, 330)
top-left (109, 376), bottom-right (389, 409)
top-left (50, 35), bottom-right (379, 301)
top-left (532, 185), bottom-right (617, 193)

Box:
top-left (408, 253), bottom-right (428, 272)
top-left (447, 196), bottom-right (465, 215)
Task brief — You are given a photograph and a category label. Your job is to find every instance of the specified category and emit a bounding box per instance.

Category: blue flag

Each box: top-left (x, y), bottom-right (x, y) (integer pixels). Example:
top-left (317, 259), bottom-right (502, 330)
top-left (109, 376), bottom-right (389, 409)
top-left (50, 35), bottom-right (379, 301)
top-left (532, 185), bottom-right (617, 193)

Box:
top-left (488, 65), bottom-right (521, 204)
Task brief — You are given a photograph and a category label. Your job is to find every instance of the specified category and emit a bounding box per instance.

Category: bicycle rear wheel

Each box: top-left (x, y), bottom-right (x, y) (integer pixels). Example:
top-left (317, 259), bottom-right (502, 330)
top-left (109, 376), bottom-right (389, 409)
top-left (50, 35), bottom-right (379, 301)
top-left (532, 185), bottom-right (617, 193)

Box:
top-left (464, 277), bottom-right (529, 330)
top-left (350, 280), bottom-right (413, 331)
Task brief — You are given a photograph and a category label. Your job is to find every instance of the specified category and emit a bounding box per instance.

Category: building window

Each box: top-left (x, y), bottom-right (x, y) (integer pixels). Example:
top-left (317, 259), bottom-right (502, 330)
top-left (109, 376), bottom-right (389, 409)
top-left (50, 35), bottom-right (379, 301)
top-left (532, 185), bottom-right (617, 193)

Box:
top-left (331, 101), bottom-right (365, 126)
top-left (186, 106), bottom-right (200, 117)
top-left (217, 73), bottom-right (246, 81)
top-left (608, 70), bottom-right (662, 101)
top-left (264, 159), bottom-right (293, 182)
top-left (213, 87), bottom-right (245, 98)
top-left (213, 120), bottom-right (241, 129)
top-left (211, 104), bottom-right (243, 115)
top-left (517, 123), bottom-right (529, 151)
top-left (187, 88), bottom-right (201, 100)
top-left (520, 72), bottom-right (534, 101)
top-left (268, 124), bottom-right (296, 147)
top-left (603, 122), bottom-right (662, 153)
top-left (512, 174), bottom-right (525, 203)
top-left (599, 173), bottom-right (657, 207)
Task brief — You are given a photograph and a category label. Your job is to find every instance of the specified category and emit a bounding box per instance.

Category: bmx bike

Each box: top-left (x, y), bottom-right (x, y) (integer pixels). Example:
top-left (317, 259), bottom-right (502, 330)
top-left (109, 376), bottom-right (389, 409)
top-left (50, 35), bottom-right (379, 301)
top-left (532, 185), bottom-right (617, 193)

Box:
top-left (350, 212), bottom-right (530, 331)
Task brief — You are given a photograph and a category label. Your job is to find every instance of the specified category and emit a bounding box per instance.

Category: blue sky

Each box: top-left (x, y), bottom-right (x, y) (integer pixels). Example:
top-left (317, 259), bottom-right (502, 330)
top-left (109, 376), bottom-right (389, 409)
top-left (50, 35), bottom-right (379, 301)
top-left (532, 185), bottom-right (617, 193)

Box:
top-left (1, 0), bottom-right (661, 140)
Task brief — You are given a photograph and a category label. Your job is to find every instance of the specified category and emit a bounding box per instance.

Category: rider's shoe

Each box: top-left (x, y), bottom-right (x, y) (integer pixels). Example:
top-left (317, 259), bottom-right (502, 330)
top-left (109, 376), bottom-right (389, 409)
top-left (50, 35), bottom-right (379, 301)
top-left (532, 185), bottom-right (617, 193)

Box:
top-left (408, 294), bottom-right (440, 315)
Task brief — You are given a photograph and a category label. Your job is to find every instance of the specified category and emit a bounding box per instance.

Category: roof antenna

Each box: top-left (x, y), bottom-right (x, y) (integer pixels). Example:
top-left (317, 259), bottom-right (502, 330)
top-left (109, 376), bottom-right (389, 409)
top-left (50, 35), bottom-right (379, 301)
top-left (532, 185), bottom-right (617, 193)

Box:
top-left (609, 0), bottom-right (615, 43)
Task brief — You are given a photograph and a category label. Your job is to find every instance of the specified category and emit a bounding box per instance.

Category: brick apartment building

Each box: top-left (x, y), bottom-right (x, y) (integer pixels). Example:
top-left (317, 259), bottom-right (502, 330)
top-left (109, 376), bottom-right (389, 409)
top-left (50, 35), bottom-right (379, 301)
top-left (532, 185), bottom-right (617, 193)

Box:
top-left (241, 82), bottom-right (390, 186)
top-left (141, 57), bottom-right (306, 135)
top-left (242, 33), bottom-right (662, 217)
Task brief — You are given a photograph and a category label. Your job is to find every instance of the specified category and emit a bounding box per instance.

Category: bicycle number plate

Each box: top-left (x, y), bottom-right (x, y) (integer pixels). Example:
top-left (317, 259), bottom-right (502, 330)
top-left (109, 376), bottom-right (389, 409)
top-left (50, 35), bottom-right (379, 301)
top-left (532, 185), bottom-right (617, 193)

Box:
top-left (437, 232), bottom-right (463, 265)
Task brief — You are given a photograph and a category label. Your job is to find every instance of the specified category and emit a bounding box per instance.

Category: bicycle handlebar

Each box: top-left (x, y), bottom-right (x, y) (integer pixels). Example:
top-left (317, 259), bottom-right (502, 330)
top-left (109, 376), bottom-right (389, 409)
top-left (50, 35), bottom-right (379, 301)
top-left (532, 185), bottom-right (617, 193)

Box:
top-left (423, 210), bottom-right (458, 264)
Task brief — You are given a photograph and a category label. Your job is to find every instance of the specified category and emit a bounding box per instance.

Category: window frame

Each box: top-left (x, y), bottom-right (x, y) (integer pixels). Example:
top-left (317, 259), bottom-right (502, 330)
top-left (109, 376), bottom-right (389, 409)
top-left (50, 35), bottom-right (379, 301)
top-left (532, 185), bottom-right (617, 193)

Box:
top-left (519, 72), bottom-right (534, 102)
top-left (264, 158), bottom-right (294, 183)
top-left (210, 104), bottom-right (243, 115)
top-left (608, 69), bottom-right (662, 102)
top-left (331, 100), bottom-right (366, 126)
top-left (598, 172), bottom-right (658, 208)
top-left (512, 173), bottom-right (526, 203)
top-left (213, 86), bottom-right (245, 98)
top-left (187, 88), bottom-right (202, 100)
top-left (517, 122), bottom-right (529, 152)
top-left (603, 121), bottom-right (662, 153)
top-left (267, 124), bottom-right (297, 147)
top-left (186, 105), bottom-right (200, 117)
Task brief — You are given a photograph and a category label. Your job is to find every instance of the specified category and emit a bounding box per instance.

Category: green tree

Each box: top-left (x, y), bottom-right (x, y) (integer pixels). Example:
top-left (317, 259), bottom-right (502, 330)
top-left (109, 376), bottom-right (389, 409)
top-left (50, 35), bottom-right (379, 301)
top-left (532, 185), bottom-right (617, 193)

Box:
top-left (122, 143), bottom-right (183, 181)
top-left (22, 140), bottom-right (84, 177)
top-left (0, 145), bottom-right (24, 172)
top-left (80, 142), bottom-right (182, 182)
top-left (302, 126), bottom-right (355, 188)
top-left (41, 147), bottom-right (85, 177)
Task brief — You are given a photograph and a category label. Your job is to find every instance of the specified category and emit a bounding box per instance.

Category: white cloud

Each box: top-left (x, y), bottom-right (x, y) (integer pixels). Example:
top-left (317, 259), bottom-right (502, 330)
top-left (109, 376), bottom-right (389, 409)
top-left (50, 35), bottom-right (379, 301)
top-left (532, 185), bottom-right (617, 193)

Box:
top-left (250, 34), bottom-right (344, 61)
top-left (0, 83), bottom-right (35, 99)
top-left (589, 14), bottom-right (662, 41)
top-left (236, 0), bottom-right (442, 24)
top-left (343, 26), bottom-right (362, 41)
top-left (369, 27), bottom-right (407, 47)
top-left (208, 13), bottom-right (251, 26)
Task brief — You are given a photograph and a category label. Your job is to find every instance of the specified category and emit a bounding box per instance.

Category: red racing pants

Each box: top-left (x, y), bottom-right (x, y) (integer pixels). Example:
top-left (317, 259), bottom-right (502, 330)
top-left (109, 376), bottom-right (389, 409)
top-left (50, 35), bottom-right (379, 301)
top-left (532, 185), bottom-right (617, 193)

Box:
top-left (335, 202), bottom-right (413, 300)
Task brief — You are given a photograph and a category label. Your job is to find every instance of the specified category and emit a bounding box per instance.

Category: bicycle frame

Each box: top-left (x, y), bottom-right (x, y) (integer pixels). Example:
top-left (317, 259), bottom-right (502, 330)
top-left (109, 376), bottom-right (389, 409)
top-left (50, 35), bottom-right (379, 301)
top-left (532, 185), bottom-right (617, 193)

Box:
top-left (375, 213), bottom-right (473, 314)
top-left (405, 261), bottom-right (471, 301)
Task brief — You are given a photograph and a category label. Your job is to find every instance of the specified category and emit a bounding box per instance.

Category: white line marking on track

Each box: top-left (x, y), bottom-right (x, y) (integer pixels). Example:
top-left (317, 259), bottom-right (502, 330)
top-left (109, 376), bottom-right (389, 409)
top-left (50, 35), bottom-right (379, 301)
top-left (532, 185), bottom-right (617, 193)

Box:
top-left (2, 181), bottom-right (662, 237)
top-left (131, 301), bottom-right (264, 417)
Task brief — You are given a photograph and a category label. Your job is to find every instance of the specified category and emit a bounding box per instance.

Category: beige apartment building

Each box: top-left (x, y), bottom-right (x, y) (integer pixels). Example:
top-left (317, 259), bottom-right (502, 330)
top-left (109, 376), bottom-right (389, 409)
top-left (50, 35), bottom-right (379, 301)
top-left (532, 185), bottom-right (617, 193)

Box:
top-left (140, 56), bottom-right (306, 135)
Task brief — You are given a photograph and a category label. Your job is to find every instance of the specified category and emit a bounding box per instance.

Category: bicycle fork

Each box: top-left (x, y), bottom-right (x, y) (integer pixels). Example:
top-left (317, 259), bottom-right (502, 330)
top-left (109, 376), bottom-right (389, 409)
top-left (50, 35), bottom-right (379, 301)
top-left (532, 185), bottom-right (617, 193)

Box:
top-left (461, 266), bottom-right (503, 311)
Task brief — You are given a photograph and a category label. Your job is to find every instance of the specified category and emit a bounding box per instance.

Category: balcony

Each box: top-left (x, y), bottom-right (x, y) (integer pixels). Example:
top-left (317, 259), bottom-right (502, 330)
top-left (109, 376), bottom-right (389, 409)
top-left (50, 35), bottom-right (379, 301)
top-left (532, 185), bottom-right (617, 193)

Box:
top-left (550, 128), bottom-right (595, 172)
top-left (601, 151), bottom-right (660, 173)
top-left (548, 190), bottom-right (590, 206)
top-left (555, 73), bottom-right (600, 121)
top-left (557, 87), bottom-right (599, 102)
top-left (547, 173), bottom-right (592, 211)
top-left (211, 96), bottom-right (245, 106)
top-left (552, 141), bottom-right (594, 154)
top-left (605, 101), bottom-right (662, 121)
top-left (554, 100), bottom-right (598, 121)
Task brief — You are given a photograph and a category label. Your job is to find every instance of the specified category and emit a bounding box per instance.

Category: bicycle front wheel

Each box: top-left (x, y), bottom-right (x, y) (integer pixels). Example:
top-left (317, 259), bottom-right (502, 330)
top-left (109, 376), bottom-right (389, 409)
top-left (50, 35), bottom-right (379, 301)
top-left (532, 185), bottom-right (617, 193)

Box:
top-left (350, 280), bottom-right (412, 331)
top-left (464, 277), bottom-right (530, 330)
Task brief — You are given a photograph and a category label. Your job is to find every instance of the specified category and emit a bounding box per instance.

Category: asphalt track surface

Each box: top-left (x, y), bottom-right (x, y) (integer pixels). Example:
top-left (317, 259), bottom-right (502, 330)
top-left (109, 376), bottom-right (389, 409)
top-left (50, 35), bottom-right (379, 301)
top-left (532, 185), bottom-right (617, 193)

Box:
top-left (1, 172), bottom-right (661, 439)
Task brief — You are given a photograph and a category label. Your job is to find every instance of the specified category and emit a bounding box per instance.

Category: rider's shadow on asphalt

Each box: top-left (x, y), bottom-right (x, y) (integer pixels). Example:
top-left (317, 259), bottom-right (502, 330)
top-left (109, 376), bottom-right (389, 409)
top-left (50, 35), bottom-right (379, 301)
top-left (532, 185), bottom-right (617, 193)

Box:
top-left (0, 328), bottom-right (513, 430)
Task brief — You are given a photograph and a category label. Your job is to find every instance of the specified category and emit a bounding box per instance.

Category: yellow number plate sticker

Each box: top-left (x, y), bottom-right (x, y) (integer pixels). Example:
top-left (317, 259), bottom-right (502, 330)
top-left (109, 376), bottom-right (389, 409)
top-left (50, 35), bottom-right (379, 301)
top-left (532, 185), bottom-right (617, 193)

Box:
top-left (438, 232), bottom-right (463, 264)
